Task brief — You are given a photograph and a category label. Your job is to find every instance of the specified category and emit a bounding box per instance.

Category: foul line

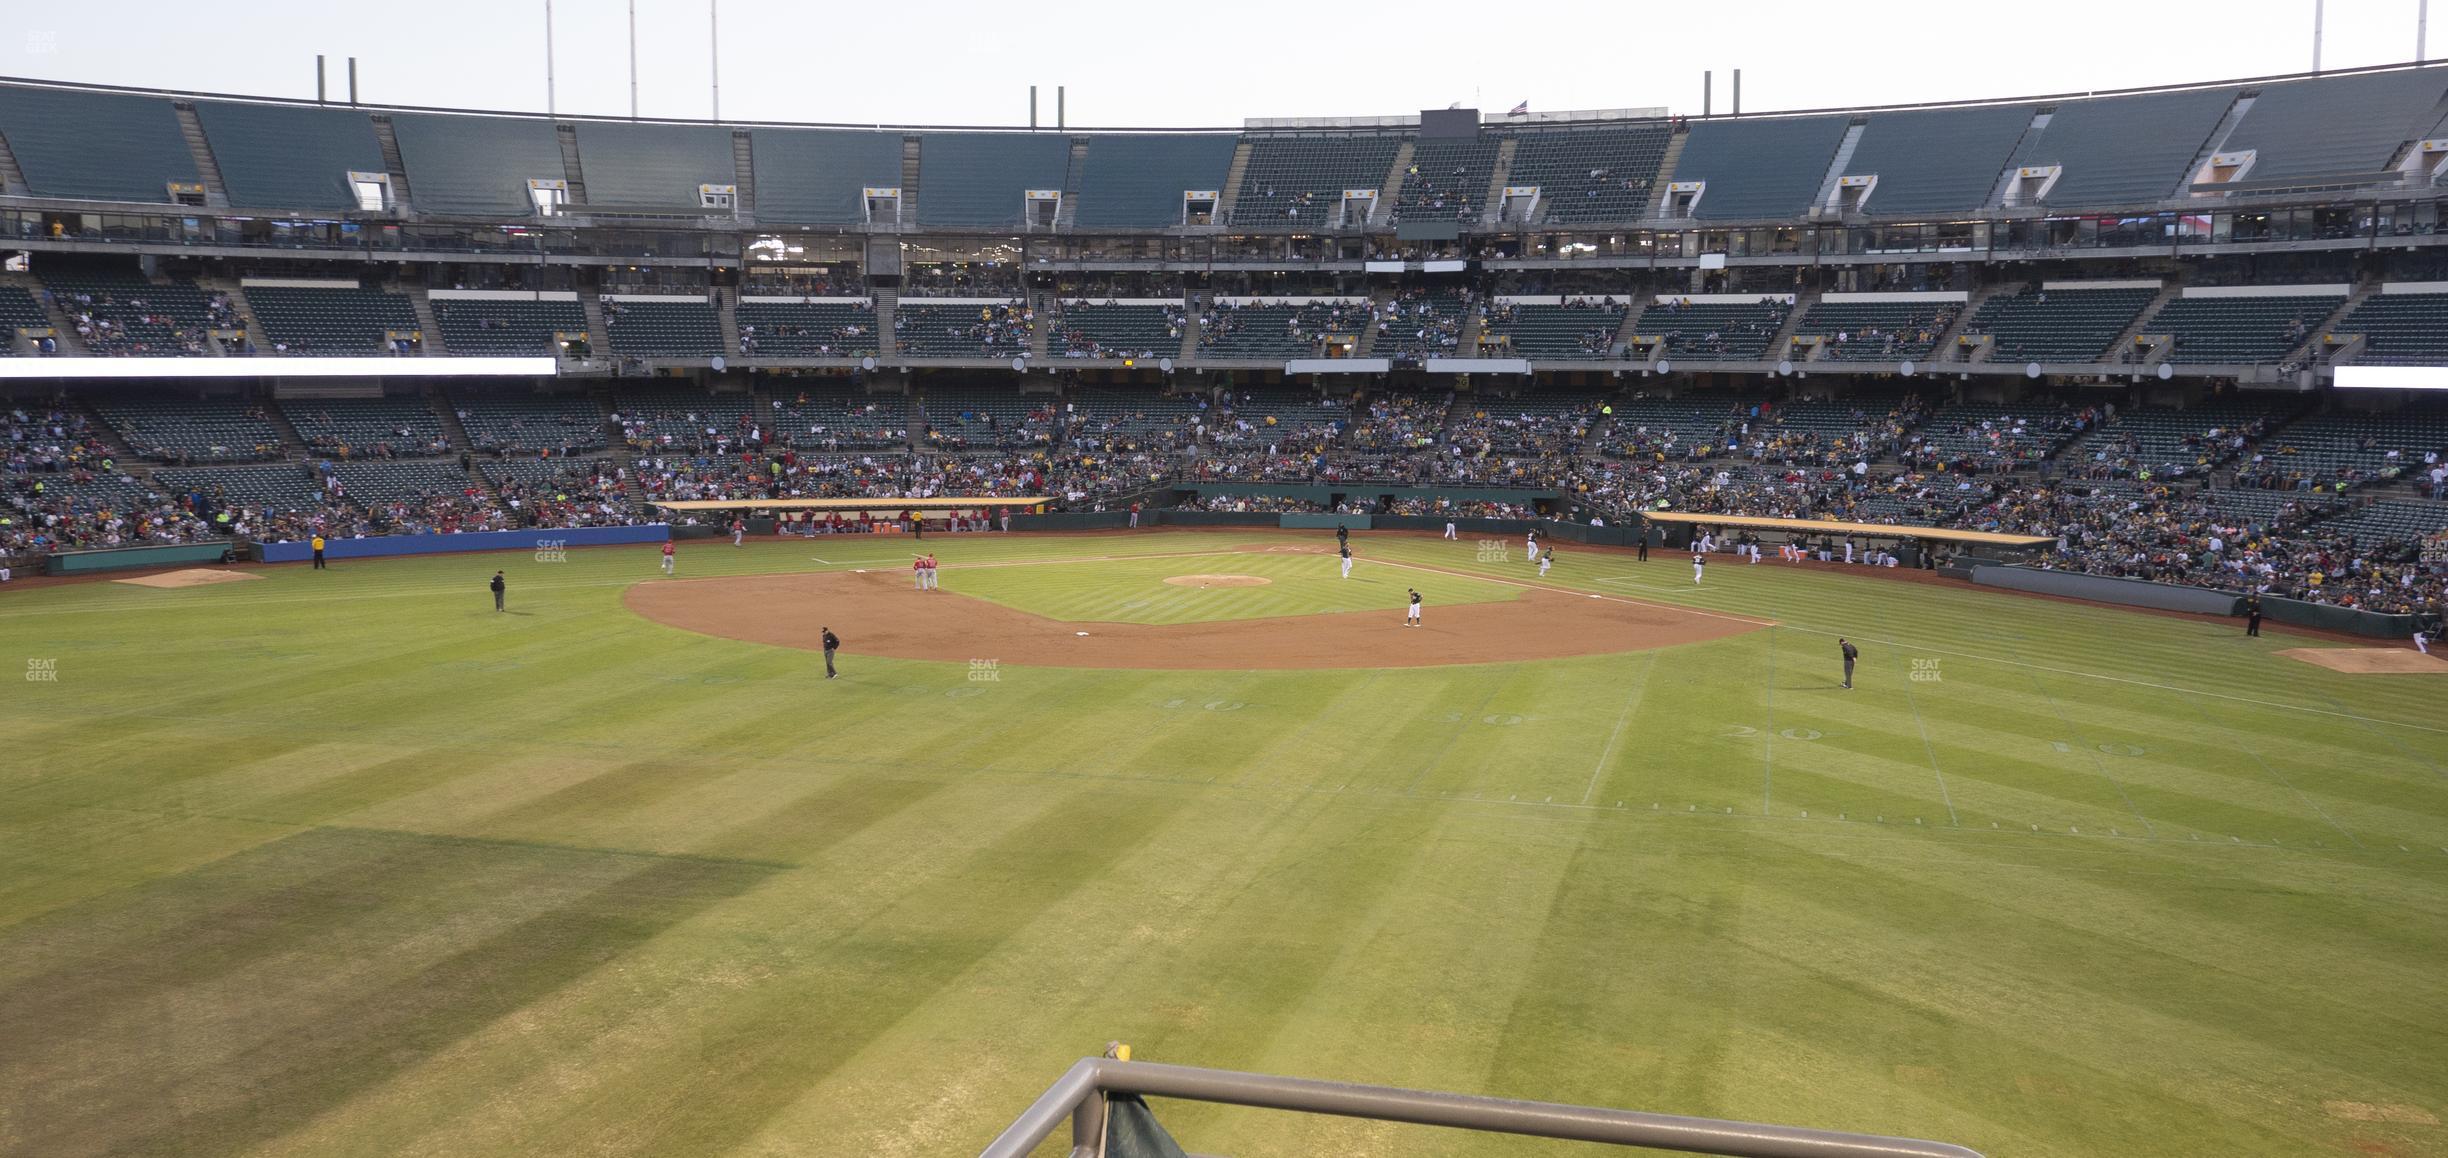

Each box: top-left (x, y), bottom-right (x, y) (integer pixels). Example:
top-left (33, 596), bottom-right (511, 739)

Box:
top-left (1900, 674), bottom-right (1962, 827)
top-left (1580, 651), bottom-right (1659, 805)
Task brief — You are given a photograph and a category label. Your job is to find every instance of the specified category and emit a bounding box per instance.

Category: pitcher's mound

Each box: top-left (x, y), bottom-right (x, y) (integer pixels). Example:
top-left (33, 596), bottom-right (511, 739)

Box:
top-left (113, 569), bottom-right (261, 589)
top-left (1163, 574), bottom-right (1271, 588)
top-left (2282, 647), bottom-right (2448, 674)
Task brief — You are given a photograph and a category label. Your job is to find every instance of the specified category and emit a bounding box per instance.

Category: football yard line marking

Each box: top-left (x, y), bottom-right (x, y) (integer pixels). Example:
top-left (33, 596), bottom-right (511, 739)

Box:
top-left (1580, 651), bottom-right (1659, 805)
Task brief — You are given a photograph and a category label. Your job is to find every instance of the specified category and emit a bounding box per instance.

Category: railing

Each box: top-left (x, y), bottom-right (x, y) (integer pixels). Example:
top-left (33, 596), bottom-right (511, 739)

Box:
top-left (980, 1057), bottom-right (1985, 1158)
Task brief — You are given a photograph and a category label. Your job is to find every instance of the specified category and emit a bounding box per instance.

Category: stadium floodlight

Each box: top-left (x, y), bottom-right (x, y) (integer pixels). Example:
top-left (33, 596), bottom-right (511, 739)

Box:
top-left (2336, 365), bottom-right (2448, 390)
top-left (0, 357), bottom-right (558, 380)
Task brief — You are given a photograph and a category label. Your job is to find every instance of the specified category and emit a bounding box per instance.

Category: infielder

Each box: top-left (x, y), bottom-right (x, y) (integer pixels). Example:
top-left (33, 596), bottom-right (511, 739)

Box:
top-left (661, 539), bottom-right (676, 575)
top-left (912, 555), bottom-right (927, 590)
top-left (732, 518), bottom-right (745, 547)
top-left (1538, 548), bottom-right (1553, 578)
top-left (1693, 551), bottom-right (1706, 584)
top-left (1405, 588), bottom-right (1422, 626)
top-left (2416, 627), bottom-right (2432, 655)
top-left (925, 553), bottom-right (940, 590)
top-left (1443, 519), bottom-right (1457, 540)
top-left (1339, 544), bottom-right (1354, 579)
top-left (1525, 529), bottom-right (1539, 563)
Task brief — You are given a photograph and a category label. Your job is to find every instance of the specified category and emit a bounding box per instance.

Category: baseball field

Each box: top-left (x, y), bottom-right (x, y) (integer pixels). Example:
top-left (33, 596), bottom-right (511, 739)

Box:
top-left (2, 527), bottom-right (2443, 1157)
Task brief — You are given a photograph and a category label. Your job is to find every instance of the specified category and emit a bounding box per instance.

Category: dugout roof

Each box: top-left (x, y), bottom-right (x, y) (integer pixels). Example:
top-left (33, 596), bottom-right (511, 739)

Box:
top-left (1639, 510), bottom-right (2055, 548)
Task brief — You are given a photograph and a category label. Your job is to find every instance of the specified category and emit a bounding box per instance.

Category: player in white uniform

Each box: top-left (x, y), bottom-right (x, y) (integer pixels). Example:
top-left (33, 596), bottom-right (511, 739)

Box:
top-left (1693, 551), bottom-right (1706, 584)
top-left (1444, 520), bottom-right (1457, 540)
top-left (1339, 544), bottom-right (1354, 579)
top-left (1524, 530), bottom-right (1539, 563)
top-left (2417, 628), bottom-right (2432, 655)
top-left (1405, 588), bottom-right (1422, 626)
top-left (1538, 548), bottom-right (1553, 578)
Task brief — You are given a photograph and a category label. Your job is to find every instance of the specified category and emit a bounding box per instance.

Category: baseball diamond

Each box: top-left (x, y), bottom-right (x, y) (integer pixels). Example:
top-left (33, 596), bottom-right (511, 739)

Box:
top-left (5, 20), bottom-right (2448, 1158)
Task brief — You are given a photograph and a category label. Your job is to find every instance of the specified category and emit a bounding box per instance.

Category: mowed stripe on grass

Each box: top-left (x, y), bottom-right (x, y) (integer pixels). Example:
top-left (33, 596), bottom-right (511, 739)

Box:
top-left (0, 529), bottom-right (2443, 1157)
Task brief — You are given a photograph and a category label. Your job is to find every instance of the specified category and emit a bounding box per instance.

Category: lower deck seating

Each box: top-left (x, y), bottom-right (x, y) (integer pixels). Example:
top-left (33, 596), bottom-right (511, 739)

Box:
top-left (0, 287), bottom-right (51, 353)
top-left (285, 397), bottom-right (450, 457)
top-left (451, 393), bottom-right (607, 454)
top-left (772, 387), bottom-right (909, 451)
top-left (93, 396), bottom-right (286, 463)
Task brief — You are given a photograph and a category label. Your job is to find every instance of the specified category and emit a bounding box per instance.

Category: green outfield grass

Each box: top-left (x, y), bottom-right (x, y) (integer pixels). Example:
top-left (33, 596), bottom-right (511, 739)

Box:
top-left (1, 528), bottom-right (2443, 1158)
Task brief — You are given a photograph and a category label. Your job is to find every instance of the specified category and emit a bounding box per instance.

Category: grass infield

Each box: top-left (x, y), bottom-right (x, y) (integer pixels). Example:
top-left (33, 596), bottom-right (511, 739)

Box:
top-left (1, 528), bottom-right (2442, 1157)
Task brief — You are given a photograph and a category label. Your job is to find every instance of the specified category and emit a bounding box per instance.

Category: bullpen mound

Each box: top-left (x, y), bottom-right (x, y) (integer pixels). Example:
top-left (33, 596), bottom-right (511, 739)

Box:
top-left (626, 569), bottom-right (1760, 670)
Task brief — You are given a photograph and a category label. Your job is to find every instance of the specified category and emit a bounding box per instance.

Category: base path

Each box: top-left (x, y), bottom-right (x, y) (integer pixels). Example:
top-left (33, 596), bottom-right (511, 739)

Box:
top-left (625, 570), bottom-right (1759, 670)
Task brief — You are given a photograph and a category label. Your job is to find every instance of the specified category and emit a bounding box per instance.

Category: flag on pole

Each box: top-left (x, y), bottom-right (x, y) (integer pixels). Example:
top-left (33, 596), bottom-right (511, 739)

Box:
top-left (1508, 100), bottom-right (1529, 116)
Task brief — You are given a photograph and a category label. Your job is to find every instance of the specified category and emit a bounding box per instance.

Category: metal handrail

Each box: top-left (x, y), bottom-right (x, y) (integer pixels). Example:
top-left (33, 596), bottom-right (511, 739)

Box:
top-left (980, 1058), bottom-right (1985, 1158)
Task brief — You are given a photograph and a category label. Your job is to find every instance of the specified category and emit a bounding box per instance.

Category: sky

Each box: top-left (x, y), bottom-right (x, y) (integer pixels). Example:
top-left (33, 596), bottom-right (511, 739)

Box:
top-left (5, 0), bottom-right (2442, 127)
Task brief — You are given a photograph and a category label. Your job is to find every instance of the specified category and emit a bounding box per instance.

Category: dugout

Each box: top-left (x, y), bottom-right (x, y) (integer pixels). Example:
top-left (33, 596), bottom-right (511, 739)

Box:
top-left (650, 496), bottom-right (1053, 534)
top-left (1634, 512), bottom-right (2057, 568)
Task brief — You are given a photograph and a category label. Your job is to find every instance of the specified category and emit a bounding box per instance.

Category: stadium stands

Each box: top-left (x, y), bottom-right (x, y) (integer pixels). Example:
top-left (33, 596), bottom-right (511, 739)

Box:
top-left (770, 387), bottom-right (908, 451)
top-left (2221, 69), bottom-right (2448, 183)
top-left (1902, 400), bottom-right (2095, 472)
top-left (923, 385), bottom-right (1058, 449)
top-left (2332, 292), bottom-right (2448, 364)
top-left (432, 296), bottom-right (588, 355)
top-left (451, 392), bottom-right (608, 454)
top-left (735, 300), bottom-right (880, 358)
top-left (2056, 398), bottom-right (2282, 480)
top-left (1962, 287), bottom-right (2156, 362)
top-left (1052, 302), bottom-right (1182, 360)
top-left (612, 388), bottom-right (757, 452)
top-left (1841, 105), bottom-right (2037, 216)
top-left (0, 286), bottom-right (51, 352)
top-left (2233, 405), bottom-right (2448, 492)
top-left (1233, 136), bottom-right (1404, 228)
top-left (41, 267), bottom-right (233, 356)
top-left (2145, 292), bottom-right (2341, 364)
top-left (750, 129), bottom-right (904, 225)
top-left (1503, 126), bottom-right (1672, 223)
top-left (0, 86), bottom-right (197, 203)
top-left (245, 285), bottom-right (422, 354)
top-left (1064, 388), bottom-right (1203, 449)
top-left (2316, 499), bottom-right (2448, 549)
top-left (571, 122), bottom-right (736, 210)
top-left (389, 114), bottom-right (565, 217)
top-left (1073, 134), bottom-right (1237, 227)
top-left (1637, 297), bottom-right (1791, 360)
top-left (1668, 115), bottom-right (1850, 220)
top-left (2007, 86), bottom-right (2240, 206)
top-left (895, 301), bottom-right (1032, 358)
top-left (192, 102), bottom-right (386, 211)
top-left (154, 463), bottom-right (322, 509)
top-left (1390, 138), bottom-right (1501, 223)
top-left (285, 397), bottom-right (451, 458)
top-left (1792, 298), bottom-right (1961, 363)
top-left (915, 133), bottom-right (1072, 227)
top-left (1197, 301), bottom-right (1365, 359)
top-left (602, 299), bottom-right (724, 357)
top-left (1374, 292), bottom-right (1473, 356)
top-left (1480, 300), bottom-right (1625, 360)
top-left (92, 395), bottom-right (286, 463)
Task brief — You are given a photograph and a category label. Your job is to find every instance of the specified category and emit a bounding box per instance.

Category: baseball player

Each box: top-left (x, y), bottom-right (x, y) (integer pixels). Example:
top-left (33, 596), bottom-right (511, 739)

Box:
top-left (732, 518), bottom-right (744, 547)
top-left (1692, 551), bottom-right (1706, 584)
top-left (925, 553), bottom-right (940, 590)
top-left (1336, 523), bottom-right (1349, 552)
top-left (1443, 519), bottom-right (1457, 540)
top-left (821, 626), bottom-right (841, 678)
top-left (1339, 543), bottom-right (1353, 579)
top-left (1525, 529), bottom-right (1539, 563)
top-left (1405, 588), bottom-right (1422, 627)
top-left (913, 554), bottom-right (927, 590)
top-left (1538, 548), bottom-right (1553, 578)
top-left (1839, 637), bottom-right (1859, 689)
top-left (661, 539), bottom-right (676, 575)
top-left (2415, 627), bottom-right (2432, 655)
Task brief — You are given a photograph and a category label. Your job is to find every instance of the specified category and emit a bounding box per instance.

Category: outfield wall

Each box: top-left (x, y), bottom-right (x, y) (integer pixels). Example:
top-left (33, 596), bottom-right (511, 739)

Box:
top-left (1972, 564), bottom-right (2421, 637)
top-left (256, 524), bottom-right (669, 563)
top-left (45, 541), bottom-right (239, 575)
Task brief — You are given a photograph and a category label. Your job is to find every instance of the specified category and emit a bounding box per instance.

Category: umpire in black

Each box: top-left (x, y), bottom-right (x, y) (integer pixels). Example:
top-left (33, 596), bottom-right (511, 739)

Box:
top-left (489, 570), bottom-right (505, 612)
top-left (821, 626), bottom-right (841, 678)
top-left (2244, 592), bottom-right (2263, 637)
top-left (1839, 637), bottom-right (1859, 689)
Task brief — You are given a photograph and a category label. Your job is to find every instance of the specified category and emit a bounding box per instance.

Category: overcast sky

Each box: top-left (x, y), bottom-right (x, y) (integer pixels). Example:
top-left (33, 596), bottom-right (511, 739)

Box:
top-left (6, 0), bottom-right (2441, 126)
